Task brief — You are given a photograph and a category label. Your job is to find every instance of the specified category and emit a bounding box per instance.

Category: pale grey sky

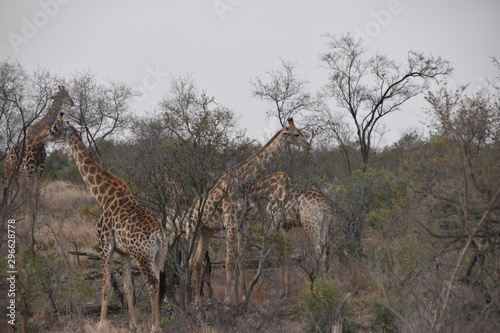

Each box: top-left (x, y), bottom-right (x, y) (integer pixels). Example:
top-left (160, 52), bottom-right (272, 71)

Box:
top-left (1, 0), bottom-right (499, 144)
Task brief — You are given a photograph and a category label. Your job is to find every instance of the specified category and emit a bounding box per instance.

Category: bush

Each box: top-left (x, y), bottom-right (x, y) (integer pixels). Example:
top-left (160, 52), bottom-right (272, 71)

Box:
top-left (43, 150), bottom-right (84, 184)
top-left (369, 296), bottom-right (402, 333)
top-left (59, 269), bottom-right (96, 315)
top-left (79, 204), bottom-right (102, 221)
top-left (298, 277), bottom-right (355, 333)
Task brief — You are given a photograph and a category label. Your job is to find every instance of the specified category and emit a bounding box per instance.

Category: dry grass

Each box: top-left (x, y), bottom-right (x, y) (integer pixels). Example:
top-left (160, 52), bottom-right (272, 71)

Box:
top-left (5, 180), bottom-right (391, 333)
top-left (40, 314), bottom-right (149, 333)
top-left (40, 181), bottom-right (97, 216)
top-left (37, 181), bottom-right (100, 267)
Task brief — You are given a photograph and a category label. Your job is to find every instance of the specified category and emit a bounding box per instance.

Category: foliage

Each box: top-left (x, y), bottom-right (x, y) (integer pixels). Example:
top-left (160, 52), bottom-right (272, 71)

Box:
top-left (369, 295), bottom-right (402, 333)
top-left (59, 269), bottom-right (96, 315)
top-left (299, 277), bottom-right (355, 333)
top-left (19, 249), bottom-right (61, 317)
top-left (335, 168), bottom-right (400, 255)
top-left (42, 148), bottom-right (84, 184)
top-left (159, 314), bottom-right (178, 331)
top-left (79, 204), bottom-right (102, 221)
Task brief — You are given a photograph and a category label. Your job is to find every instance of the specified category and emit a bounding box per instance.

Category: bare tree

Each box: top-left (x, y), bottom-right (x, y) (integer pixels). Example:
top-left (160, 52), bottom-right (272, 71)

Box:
top-left (320, 33), bottom-right (452, 170)
top-left (162, 74), bottom-right (243, 153)
top-left (0, 61), bottom-right (55, 219)
top-left (64, 70), bottom-right (136, 161)
top-left (0, 62), bottom-right (54, 155)
top-left (251, 59), bottom-right (320, 128)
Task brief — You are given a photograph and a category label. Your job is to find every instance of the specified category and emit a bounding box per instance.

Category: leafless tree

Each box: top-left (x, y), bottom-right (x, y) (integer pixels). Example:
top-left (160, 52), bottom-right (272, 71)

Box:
top-left (251, 59), bottom-right (321, 128)
top-left (0, 62), bottom-right (54, 157)
top-left (63, 70), bottom-right (136, 162)
top-left (320, 33), bottom-right (452, 170)
top-left (0, 61), bottom-right (55, 219)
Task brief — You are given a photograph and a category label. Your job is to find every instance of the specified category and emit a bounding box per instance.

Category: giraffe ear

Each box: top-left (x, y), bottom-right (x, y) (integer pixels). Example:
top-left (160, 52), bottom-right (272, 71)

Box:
top-left (49, 124), bottom-right (57, 135)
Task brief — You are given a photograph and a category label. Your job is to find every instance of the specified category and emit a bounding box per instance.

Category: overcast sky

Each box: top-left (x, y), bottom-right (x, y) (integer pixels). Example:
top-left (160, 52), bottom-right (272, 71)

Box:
top-left (1, 0), bottom-right (499, 144)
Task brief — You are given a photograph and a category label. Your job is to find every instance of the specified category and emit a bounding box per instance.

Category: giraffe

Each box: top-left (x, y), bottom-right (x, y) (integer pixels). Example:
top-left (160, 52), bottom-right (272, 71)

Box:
top-left (37, 112), bottom-right (167, 332)
top-left (251, 172), bottom-right (335, 297)
top-left (4, 85), bottom-right (74, 185)
top-left (190, 118), bottom-right (311, 306)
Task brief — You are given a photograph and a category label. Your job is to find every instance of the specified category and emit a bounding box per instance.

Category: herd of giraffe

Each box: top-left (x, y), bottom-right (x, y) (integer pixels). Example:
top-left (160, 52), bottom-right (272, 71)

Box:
top-left (5, 86), bottom-right (335, 332)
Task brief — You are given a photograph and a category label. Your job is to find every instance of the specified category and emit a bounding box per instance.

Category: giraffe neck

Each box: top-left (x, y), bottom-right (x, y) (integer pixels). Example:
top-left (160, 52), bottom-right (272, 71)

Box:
top-left (28, 98), bottom-right (66, 140)
top-left (66, 126), bottom-right (132, 208)
top-left (234, 129), bottom-right (286, 183)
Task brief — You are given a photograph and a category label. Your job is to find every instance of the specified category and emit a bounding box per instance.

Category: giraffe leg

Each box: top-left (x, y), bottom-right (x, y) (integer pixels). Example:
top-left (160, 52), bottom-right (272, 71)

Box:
top-left (279, 229), bottom-right (291, 299)
top-left (313, 230), bottom-right (327, 277)
top-left (137, 259), bottom-right (160, 332)
top-left (97, 212), bottom-right (114, 332)
top-left (193, 227), bottom-right (215, 306)
top-left (98, 238), bottom-right (113, 331)
top-left (225, 214), bottom-right (237, 305)
top-left (122, 255), bottom-right (138, 330)
top-left (317, 216), bottom-right (331, 275)
top-left (236, 219), bottom-right (248, 303)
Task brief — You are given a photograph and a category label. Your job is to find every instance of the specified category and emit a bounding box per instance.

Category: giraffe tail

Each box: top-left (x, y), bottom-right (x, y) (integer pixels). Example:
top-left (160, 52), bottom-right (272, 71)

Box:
top-left (159, 270), bottom-right (167, 303)
top-left (158, 230), bottom-right (169, 302)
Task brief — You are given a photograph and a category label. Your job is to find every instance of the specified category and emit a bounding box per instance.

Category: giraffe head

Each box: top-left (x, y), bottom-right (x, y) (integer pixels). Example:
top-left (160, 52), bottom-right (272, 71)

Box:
top-left (281, 118), bottom-right (311, 150)
top-left (37, 112), bottom-right (71, 143)
top-left (51, 85), bottom-right (75, 108)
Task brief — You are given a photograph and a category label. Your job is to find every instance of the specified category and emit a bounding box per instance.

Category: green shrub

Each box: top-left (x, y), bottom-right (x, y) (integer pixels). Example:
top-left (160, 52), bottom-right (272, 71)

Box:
top-left (79, 204), bottom-right (102, 220)
top-left (68, 269), bottom-right (95, 302)
top-left (58, 269), bottom-right (96, 315)
top-left (298, 277), bottom-right (355, 333)
top-left (369, 296), bottom-right (402, 333)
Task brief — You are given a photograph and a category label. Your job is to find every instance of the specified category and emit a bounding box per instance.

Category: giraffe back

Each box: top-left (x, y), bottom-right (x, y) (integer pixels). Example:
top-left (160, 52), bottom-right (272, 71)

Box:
top-left (250, 172), bottom-right (334, 252)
